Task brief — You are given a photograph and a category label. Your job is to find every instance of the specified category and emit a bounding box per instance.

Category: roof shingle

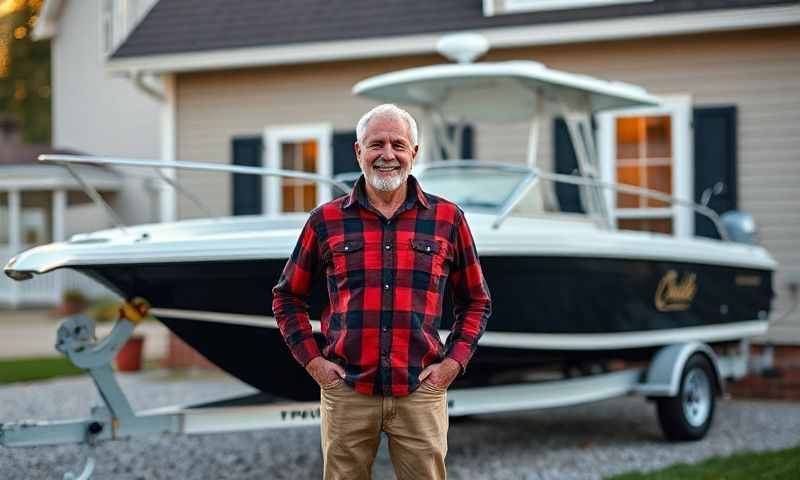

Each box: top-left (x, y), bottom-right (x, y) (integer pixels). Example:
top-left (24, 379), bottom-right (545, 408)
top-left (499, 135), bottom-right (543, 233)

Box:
top-left (112, 0), bottom-right (796, 59)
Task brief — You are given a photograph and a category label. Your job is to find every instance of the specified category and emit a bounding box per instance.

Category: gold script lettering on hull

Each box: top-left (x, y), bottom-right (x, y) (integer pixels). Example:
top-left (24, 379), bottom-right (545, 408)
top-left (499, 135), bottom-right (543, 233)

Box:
top-left (655, 270), bottom-right (697, 312)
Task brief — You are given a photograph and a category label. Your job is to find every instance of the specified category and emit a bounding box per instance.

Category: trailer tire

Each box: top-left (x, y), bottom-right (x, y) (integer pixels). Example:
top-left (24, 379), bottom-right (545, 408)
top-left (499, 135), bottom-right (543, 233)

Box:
top-left (656, 353), bottom-right (716, 441)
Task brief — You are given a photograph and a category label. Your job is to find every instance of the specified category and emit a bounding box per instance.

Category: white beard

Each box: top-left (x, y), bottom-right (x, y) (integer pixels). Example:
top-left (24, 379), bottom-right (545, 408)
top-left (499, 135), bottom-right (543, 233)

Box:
top-left (362, 161), bottom-right (411, 192)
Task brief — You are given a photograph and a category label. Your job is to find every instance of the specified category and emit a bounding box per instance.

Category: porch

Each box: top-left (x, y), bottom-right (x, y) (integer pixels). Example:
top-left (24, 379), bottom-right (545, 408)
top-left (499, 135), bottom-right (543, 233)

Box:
top-left (0, 164), bottom-right (124, 308)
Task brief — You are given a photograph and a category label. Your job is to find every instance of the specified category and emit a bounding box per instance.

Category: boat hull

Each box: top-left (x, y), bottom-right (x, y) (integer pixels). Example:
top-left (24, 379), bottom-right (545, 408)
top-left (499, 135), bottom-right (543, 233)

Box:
top-left (72, 254), bottom-right (772, 400)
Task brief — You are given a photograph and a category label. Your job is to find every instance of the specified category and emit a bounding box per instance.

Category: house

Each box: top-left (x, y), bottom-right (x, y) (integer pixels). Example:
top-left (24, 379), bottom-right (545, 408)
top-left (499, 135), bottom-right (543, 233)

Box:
top-left (0, 0), bottom-right (163, 307)
top-left (32, 1), bottom-right (800, 344)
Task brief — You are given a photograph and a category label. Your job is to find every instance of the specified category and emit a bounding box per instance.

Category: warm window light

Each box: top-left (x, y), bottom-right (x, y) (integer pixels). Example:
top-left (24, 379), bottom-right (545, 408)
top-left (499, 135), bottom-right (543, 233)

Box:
top-left (13, 25), bottom-right (26, 39)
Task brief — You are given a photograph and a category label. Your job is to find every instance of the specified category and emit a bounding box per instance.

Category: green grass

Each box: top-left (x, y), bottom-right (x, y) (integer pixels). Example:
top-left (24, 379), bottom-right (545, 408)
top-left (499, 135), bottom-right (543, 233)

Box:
top-left (606, 444), bottom-right (800, 479)
top-left (0, 357), bottom-right (84, 384)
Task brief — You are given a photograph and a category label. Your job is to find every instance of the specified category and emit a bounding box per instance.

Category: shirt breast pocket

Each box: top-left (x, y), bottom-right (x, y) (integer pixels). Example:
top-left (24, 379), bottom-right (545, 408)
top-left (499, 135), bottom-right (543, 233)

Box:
top-left (330, 239), bottom-right (365, 275)
top-left (409, 239), bottom-right (449, 278)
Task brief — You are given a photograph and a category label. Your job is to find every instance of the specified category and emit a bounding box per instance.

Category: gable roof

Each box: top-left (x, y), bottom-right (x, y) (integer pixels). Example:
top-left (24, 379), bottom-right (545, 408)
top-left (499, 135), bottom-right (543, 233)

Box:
top-left (108, 0), bottom-right (800, 73)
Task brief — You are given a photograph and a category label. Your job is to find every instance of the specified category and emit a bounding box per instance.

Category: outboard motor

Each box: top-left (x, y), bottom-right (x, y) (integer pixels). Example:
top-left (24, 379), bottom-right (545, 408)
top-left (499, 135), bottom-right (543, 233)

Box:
top-left (721, 211), bottom-right (759, 245)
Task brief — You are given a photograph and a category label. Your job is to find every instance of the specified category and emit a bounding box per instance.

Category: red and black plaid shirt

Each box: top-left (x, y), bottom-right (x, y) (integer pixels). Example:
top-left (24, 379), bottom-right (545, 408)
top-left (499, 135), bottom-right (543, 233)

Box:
top-left (272, 175), bottom-right (491, 397)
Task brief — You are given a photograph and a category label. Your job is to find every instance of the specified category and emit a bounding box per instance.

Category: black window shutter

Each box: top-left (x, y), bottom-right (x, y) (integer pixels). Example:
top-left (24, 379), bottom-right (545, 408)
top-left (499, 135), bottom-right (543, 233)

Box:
top-left (693, 106), bottom-right (737, 239)
top-left (333, 131), bottom-right (359, 176)
top-left (460, 125), bottom-right (474, 159)
top-left (231, 137), bottom-right (263, 216)
top-left (553, 118), bottom-right (585, 213)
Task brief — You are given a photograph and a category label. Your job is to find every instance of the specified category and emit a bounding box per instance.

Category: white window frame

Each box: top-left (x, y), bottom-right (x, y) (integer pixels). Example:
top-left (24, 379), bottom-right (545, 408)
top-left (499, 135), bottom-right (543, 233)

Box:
top-left (263, 124), bottom-right (333, 216)
top-left (486, 0), bottom-right (653, 16)
top-left (597, 95), bottom-right (693, 238)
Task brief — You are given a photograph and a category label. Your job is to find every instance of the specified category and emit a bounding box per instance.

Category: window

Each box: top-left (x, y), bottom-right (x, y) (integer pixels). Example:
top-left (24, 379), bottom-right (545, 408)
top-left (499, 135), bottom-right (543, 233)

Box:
top-left (597, 96), bottom-right (693, 237)
top-left (485, 0), bottom-right (652, 16)
top-left (280, 141), bottom-right (318, 213)
top-left (264, 125), bottom-right (332, 215)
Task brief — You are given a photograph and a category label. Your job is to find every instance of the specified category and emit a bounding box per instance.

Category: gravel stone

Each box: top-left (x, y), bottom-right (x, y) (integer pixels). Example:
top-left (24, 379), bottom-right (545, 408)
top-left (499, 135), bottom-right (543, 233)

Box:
top-left (1, 371), bottom-right (799, 479)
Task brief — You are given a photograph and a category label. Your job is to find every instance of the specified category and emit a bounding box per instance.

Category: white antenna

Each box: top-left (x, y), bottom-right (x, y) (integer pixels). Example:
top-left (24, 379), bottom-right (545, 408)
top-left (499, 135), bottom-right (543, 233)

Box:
top-left (436, 33), bottom-right (490, 64)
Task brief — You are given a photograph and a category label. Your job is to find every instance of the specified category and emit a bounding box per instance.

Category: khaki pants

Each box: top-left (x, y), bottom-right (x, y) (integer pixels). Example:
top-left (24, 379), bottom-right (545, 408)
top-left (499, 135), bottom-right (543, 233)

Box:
top-left (320, 379), bottom-right (449, 480)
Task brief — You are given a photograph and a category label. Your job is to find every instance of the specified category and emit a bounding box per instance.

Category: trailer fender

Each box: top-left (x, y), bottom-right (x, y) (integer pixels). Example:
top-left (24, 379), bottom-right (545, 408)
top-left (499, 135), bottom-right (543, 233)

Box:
top-left (636, 342), bottom-right (723, 397)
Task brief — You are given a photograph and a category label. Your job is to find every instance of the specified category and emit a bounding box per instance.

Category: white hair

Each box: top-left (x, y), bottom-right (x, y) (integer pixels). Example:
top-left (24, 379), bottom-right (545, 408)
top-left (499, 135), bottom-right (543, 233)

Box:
top-left (356, 104), bottom-right (418, 146)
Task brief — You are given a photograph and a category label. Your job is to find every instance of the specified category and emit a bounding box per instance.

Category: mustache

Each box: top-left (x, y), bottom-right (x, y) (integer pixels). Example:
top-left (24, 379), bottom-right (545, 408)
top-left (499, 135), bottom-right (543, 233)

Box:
top-left (372, 157), bottom-right (401, 168)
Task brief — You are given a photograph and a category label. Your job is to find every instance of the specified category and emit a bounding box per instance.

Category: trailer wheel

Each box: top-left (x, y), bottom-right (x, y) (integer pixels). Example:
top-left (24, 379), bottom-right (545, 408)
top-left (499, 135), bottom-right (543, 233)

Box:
top-left (656, 353), bottom-right (716, 441)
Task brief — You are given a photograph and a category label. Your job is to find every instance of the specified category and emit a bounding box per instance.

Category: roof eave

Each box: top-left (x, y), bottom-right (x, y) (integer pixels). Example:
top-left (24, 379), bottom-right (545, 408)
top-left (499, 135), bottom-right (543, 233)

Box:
top-left (106, 4), bottom-right (800, 76)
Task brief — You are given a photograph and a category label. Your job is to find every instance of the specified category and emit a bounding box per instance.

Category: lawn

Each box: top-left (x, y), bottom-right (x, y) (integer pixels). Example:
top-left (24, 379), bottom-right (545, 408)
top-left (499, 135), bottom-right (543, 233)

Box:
top-left (0, 356), bottom-right (84, 384)
top-left (607, 444), bottom-right (800, 479)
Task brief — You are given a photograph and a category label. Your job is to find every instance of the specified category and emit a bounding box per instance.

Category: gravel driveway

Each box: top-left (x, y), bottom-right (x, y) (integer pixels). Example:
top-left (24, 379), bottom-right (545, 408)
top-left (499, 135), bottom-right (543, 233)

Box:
top-left (2, 372), bottom-right (799, 479)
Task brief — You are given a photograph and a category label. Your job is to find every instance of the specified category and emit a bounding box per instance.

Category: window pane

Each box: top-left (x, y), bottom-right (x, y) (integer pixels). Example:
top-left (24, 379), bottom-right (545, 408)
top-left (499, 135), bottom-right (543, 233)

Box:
top-left (616, 117), bottom-right (641, 160)
top-left (618, 218), bottom-right (672, 234)
top-left (302, 141), bottom-right (317, 172)
top-left (645, 116), bottom-right (671, 159)
top-left (281, 143), bottom-right (298, 170)
top-left (280, 141), bottom-right (318, 212)
top-left (615, 114), bottom-right (674, 214)
top-left (644, 165), bottom-right (672, 208)
top-left (616, 165), bottom-right (641, 208)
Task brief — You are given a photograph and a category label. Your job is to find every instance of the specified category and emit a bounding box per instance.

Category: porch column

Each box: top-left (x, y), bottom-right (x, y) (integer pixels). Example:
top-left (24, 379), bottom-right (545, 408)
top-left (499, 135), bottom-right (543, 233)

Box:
top-left (8, 189), bottom-right (20, 308)
top-left (52, 189), bottom-right (66, 304)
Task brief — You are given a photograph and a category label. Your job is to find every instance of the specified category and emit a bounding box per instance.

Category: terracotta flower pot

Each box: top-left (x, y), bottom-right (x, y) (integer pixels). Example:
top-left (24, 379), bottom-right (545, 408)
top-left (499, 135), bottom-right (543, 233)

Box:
top-left (116, 335), bottom-right (145, 372)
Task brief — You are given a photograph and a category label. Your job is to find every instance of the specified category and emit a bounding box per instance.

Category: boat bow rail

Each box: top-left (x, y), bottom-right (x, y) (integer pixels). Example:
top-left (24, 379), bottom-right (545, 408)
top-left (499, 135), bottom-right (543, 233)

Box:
top-left (38, 154), bottom-right (732, 240)
top-left (414, 161), bottom-right (732, 241)
top-left (37, 153), bottom-right (351, 233)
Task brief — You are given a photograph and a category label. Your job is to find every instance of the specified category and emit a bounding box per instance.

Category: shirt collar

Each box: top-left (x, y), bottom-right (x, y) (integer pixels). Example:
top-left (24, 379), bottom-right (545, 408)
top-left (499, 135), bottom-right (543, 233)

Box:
top-left (343, 174), bottom-right (430, 211)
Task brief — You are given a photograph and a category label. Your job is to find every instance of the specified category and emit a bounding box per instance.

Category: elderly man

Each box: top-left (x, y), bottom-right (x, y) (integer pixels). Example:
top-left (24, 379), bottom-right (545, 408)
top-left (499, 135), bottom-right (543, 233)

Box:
top-left (272, 104), bottom-right (491, 480)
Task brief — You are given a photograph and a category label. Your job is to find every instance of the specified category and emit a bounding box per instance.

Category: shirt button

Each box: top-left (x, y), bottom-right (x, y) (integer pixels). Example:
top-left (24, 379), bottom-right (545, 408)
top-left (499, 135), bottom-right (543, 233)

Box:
top-left (382, 326), bottom-right (388, 332)
top-left (384, 283), bottom-right (390, 290)
top-left (384, 244), bottom-right (391, 250)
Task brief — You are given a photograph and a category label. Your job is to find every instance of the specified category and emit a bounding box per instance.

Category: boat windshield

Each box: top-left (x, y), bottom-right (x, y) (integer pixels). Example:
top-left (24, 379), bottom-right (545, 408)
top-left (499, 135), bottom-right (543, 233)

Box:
top-left (414, 163), bottom-right (532, 212)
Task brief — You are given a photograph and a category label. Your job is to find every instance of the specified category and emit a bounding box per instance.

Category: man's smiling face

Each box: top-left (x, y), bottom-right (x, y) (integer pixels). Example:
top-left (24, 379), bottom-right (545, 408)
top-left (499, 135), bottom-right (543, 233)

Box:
top-left (355, 114), bottom-right (418, 193)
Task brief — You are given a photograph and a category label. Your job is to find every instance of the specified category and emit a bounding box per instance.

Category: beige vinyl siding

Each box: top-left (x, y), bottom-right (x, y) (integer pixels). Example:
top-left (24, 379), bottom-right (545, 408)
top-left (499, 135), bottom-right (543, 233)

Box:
top-left (175, 26), bottom-right (800, 343)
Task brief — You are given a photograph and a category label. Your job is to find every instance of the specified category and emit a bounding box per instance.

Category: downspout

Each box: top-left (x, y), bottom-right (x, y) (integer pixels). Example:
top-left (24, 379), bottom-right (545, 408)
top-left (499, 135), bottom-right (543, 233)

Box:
top-left (129, 70), bottom-right (177, 223)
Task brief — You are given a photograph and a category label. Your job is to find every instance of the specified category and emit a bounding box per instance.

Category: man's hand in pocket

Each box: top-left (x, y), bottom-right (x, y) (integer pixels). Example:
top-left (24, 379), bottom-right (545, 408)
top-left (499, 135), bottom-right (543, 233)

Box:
top-left (306, 356), bottom-right (345, 386)
top-left (418, 357), bottom-right (460, 389)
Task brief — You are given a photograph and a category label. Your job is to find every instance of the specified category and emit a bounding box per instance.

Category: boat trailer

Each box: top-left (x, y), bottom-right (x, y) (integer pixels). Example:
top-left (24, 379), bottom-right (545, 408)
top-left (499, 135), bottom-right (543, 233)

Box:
top-left (0, 299), bottom-right (750, 479)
